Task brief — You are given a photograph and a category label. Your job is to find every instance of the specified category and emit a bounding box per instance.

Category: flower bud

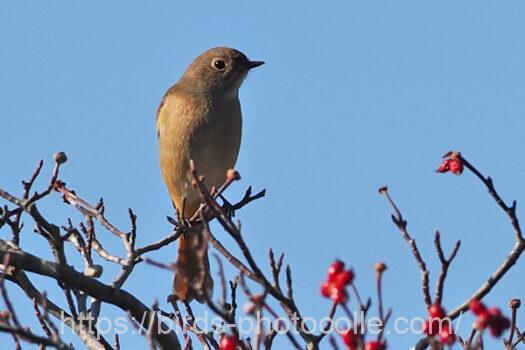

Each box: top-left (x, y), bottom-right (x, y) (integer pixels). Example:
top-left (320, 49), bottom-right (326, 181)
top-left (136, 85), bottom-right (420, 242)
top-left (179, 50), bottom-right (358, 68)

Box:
top-left (509, 298), bottom-right (521, 310)
top-left (53, 151), bottom-right (68, 164)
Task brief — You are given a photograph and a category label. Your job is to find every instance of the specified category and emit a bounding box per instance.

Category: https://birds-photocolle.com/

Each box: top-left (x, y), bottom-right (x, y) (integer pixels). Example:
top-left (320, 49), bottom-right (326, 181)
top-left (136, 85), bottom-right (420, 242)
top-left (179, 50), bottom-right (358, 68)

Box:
top-left (156, 47), bottom-right (264, 303)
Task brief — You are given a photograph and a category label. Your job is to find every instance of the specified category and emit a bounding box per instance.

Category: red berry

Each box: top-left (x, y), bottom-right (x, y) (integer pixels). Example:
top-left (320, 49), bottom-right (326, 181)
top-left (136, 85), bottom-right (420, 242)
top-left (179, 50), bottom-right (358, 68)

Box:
top-left (424, 305), bottom-right (449, 336)
top-left (428, 304), bottom-right (446, 319)
top-left (475, 311), bottom-right (491, 329)
top-left (488, 320), bottom-right (510, 337)
top-left (439, 324), bottom-right (455, 345)
top-left (488, 314), bottom-right (510, 338)
top-left (365, 341), bottom-right (386, 350)
top-left (219, 335), bottom-right (238, 350)
top-left (320, 282), bottom-right (332, 298)
top-left (329, 286), bottom-right (348, 304)
top-left (448, 159), bottom-right (463, 175)
top-left (334, 269), bottom-right (354, 288)
top-left (487, 307), bottom-right (502, 317)
top-left (431, 319), bottom-right (450, 336)
top-left (341, 329), bottom-right (358, 348)
top-left (328, 260), bottom-right (345, 282)
top-left (469, 299), bottom-right (486, 316)
top-left (436, 159), bottom-right (451, 173)
top-left (427, 321), bottom-right (438, 335)
top-left (471, 303), bottom-right (510, 337)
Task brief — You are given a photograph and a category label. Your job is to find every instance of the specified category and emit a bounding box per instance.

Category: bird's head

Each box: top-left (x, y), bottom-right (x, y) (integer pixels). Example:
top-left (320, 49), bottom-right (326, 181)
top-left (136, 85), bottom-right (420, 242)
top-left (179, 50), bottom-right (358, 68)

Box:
top-left (179, 47), bottom-right (264, 96)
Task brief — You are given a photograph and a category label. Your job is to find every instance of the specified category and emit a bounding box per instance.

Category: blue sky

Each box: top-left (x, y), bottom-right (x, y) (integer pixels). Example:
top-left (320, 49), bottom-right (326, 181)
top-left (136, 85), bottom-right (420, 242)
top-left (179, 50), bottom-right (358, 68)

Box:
top-left (1, 1), bottom-right (525, 349)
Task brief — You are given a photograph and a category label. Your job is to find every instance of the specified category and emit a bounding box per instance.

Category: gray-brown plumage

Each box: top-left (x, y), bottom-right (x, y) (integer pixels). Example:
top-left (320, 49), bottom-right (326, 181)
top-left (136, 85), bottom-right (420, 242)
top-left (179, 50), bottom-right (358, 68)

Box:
top-left (156, 47), bottom-right (263, 302)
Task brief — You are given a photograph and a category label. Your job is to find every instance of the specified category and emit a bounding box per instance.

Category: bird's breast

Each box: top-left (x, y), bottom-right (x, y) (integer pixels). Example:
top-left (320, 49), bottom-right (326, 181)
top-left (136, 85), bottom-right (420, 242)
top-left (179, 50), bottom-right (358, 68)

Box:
top-left (157, 90), bottom-right (242, 208)
top-left (190, 97), bottom-right (242, 182)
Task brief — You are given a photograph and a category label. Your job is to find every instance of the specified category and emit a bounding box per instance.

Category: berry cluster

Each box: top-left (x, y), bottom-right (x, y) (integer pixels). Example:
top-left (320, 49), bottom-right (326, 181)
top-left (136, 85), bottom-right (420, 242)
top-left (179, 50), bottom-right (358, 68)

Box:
top-left (436, 151), bottom-right (464, 175)
top-left (219, 335), bottom-right (239, 350)
top-left (422, 304), bottom-right (455, 345)
top-left (320, 260), bottom-right (355, 303)
top-left (340, 329), bottom-right (386, 350)
top-left (469, 300), bottom-right (511, 337)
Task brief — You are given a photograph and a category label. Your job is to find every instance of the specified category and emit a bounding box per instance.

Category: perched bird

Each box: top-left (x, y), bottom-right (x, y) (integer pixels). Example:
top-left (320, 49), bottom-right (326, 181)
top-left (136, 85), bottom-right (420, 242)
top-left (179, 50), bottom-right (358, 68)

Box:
top-left (156, 47), bottom-right (264, 303)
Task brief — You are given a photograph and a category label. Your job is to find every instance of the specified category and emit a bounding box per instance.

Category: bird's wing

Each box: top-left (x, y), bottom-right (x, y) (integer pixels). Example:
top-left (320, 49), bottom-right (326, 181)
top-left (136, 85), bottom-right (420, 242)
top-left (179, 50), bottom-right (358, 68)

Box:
top-left (155, 84), bottom-right (179, 139)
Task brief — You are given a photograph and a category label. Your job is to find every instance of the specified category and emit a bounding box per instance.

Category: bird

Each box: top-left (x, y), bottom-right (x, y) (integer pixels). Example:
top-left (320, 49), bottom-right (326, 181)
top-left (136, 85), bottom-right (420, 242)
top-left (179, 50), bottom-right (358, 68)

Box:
top-left (156, 47), bottom-right (264, 303)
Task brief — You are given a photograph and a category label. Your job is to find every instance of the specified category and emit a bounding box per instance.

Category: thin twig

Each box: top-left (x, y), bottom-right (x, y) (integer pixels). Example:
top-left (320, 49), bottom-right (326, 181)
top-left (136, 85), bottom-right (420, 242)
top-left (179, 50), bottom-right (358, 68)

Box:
top-left (379, 186), bottom-right (432, 307)
top-left (434, 231), bottom-right (461, 306)
top-left (182, 300), bottom-right (212, 350)
top-left (213, 253), bottom-right (228, 305)
top-left (0, 254), bottom-right (21, 328)
top-left (0, 323), bottom-right (73, 350)
top-left (32, 298), bottom-right (53, 338)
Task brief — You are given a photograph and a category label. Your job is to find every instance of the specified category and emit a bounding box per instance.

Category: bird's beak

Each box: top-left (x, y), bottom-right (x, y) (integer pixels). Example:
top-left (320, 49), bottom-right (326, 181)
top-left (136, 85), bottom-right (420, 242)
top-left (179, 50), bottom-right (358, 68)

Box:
top-left (247, 60), bottom-right (265, 69)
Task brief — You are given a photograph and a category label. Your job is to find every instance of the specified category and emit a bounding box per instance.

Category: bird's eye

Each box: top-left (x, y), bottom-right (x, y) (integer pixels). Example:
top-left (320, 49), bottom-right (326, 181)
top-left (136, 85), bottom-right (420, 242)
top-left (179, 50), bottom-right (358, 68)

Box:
top-left (212, 59), bottom-right (226, 70)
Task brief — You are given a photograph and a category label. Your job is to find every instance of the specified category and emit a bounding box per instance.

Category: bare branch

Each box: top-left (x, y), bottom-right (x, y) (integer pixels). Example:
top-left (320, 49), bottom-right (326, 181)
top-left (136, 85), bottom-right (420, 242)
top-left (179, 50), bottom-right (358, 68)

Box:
top-left (379, 186), bottom-right (432, 307)
top-left (0, 240), bottom-right (181, 350)
top-left (448, 156), bottom-right (525, 319)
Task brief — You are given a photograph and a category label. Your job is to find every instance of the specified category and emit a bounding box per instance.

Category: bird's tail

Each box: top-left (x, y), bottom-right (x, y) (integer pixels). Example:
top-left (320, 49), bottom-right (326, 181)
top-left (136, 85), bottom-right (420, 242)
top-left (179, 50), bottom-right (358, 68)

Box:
top-left (172, 226), bottom-right (213, 303)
